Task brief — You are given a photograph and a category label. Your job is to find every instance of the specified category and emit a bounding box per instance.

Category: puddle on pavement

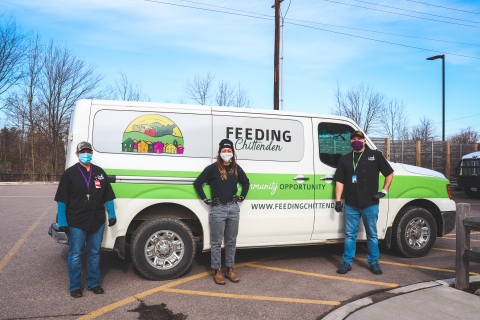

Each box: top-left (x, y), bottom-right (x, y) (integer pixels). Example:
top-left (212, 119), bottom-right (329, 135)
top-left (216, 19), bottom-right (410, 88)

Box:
top-left (128, 300), bottom-right (187, 320)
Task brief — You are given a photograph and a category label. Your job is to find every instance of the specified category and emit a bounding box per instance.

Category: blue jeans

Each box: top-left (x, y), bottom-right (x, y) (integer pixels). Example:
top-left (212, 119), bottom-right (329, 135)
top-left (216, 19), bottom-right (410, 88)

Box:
top-left (67, 224), bottom-right (105, 291)
top-left (342, 204), bottom-right (380, 265)
top-left (209, 203), bottom-right (240, 269)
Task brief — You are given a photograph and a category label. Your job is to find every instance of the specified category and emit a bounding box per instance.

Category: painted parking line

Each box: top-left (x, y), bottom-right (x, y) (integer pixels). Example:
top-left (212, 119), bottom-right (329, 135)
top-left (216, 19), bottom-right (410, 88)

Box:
top-left (356, 258), bottom-right (480, 276)
top-left (440, 237), bottom-right (480, 242)
top-left (246, 263), bottom-right (398, 288)
top-left (77, 270), bottom-right (212, 320)
top-left (443, 231), bottom-right (480, 237)
top-left (163, 288), bottom-right (340, 306)
top-left (0, 205), bottom-right (52, 272)
top-left (78, 252), bottom-right (311, 320)
top-left (433, 248), bottom-right (456, 253)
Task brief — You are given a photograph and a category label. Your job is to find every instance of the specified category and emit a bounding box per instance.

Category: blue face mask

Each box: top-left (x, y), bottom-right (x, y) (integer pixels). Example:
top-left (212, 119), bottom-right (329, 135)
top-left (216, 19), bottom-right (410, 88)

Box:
top-left (78, 153), bottom-right (92, 164)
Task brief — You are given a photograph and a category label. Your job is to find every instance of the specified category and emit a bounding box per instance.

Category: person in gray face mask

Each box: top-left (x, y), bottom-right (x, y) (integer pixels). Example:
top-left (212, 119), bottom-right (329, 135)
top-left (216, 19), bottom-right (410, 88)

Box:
top-left (193, 139), bottom-right (250, 285)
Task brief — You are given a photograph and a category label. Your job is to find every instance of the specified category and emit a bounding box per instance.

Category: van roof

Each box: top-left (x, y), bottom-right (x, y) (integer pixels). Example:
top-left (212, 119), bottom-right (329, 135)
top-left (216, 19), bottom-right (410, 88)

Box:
top-left (80, 99), bottom-right (358, 126)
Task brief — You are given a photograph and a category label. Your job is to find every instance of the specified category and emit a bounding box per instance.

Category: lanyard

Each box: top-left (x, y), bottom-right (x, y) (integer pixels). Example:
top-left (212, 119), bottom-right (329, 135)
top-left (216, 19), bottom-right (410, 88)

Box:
top-left (352, 151), bottom-right (364, 173)
top-left (77, 163), bottom-right (93, 191)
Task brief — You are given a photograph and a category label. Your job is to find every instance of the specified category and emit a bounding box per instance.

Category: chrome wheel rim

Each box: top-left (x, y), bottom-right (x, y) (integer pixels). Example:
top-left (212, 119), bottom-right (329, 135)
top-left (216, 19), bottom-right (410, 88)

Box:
top-left (404, 218), bottom-right (431, 249)
top-left (144, 230), bottom-right (184, 270)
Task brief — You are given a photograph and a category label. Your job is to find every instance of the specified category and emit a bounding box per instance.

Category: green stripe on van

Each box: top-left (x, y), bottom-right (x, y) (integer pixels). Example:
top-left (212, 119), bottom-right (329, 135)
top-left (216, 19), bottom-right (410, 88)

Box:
top-left (105, 169), bottom-right (450, 200)
top-left (388, 175), bottom-right (449, 199)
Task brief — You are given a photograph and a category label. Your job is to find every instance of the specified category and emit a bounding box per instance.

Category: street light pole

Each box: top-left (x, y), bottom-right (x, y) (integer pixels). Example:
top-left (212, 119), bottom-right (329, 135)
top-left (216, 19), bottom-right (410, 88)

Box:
top-left (426, 54), bottom-right (445, 141)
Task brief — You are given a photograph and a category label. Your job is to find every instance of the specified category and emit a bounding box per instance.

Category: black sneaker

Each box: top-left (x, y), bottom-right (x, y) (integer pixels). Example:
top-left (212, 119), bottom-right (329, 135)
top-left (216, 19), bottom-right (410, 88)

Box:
top-left (88, 286), bottom-right (104, 294)
top-left (70, 289), bottom-right (83, 298)
top-left (369, 263), bottom-right (383, 275)
top-left (336, 262), bottom-right (352, 274)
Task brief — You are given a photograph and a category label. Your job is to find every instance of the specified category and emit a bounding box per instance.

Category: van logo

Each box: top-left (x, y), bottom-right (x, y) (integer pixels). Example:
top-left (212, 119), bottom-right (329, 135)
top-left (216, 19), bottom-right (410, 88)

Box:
top-left (122, 114), bottom-right (184, 154)
top-left (473, 156), bottom-right (478, 159)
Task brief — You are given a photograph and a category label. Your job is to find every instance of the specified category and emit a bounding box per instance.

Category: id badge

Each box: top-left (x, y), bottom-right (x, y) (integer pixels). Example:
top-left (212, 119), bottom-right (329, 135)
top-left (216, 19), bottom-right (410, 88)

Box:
top-left (352, 175), bottom-right (357, 183)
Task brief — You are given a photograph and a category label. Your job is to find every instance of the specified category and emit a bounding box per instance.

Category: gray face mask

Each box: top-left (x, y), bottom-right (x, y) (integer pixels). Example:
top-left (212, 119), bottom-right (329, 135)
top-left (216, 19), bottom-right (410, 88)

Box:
top-left (220, 152), bottom-right (233, 163)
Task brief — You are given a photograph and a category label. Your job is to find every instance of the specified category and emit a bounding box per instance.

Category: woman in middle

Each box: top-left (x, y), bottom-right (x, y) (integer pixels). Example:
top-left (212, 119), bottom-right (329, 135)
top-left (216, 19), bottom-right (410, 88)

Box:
top-left (193, 139), bottom-right (250, 285)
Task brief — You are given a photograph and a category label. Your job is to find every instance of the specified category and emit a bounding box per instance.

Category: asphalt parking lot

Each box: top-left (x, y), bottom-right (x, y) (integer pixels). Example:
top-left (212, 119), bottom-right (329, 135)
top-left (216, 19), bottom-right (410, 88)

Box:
top-left (1, 184), bottom-right (480, 320)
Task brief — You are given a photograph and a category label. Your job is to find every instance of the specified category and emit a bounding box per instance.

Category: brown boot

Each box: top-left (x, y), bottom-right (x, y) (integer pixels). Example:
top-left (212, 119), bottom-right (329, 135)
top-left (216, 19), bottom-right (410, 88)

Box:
top-left (213, 269), bottom-right (226, 285)
top-left (225, 267), bottom-right (240, 283)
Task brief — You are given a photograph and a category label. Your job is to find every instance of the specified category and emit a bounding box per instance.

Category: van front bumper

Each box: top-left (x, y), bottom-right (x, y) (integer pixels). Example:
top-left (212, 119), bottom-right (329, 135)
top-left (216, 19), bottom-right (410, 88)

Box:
top-left (441, 211), bottom-right (456, 236)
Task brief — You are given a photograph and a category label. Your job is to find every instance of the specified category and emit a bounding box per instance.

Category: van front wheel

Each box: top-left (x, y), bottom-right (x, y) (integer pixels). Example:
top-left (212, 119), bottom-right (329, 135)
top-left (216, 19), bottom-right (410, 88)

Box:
top-left (131, 217), bottom-right (196, 280)
top-left (391, 206), bottom-right (437, 258)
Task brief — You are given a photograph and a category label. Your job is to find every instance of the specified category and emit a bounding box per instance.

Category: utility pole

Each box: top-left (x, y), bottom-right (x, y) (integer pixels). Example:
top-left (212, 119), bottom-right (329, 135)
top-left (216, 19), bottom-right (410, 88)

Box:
top-left (272, 0), bottom-right (282, 110)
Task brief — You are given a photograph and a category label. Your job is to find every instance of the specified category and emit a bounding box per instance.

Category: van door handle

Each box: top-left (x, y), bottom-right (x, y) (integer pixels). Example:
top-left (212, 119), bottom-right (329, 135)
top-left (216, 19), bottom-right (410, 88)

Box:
top-left (320, 177), bottom-right (333, 181)
top-left (293, 177), bottom-right (310, 181)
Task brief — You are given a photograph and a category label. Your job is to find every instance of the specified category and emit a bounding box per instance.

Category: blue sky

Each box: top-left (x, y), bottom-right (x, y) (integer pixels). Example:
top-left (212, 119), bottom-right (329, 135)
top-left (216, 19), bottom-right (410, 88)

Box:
top-left (2, 0), bottom-right (480, 138)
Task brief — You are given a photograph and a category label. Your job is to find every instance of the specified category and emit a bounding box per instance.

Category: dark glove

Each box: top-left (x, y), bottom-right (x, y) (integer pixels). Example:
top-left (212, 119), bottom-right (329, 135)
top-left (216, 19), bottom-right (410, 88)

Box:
top-left (372, 192), bottom-right (387, 200)
top-left (232, 195), bottom-right (245, 203)
top-left (59, 226), bottom-right (69, 233)
top-left (212, 198), bottom-right (221, 206)
top-left (108, 218), bottom-right (117, 227)
top-left (334, 201), bottom-right (343, 213)
top-left (204, 199), bottom-right (213, 205)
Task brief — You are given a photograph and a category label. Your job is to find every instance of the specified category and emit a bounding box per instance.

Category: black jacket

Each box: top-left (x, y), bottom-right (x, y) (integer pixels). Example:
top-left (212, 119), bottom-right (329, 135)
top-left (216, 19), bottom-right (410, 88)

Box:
top-left (194, 162), bottom-right (250, 204)
top-left (334, 148), bottom-right (393, 207)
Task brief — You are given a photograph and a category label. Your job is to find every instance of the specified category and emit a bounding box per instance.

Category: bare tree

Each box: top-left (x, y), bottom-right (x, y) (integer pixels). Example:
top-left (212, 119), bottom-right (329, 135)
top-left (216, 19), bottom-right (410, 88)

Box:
top-left (215, 79), bottom-right (235, 106)
top-left (35, 40), bottom-right (102, 173)
top-left (100, 70), bottom-right (150, 101)
top-left (449, 127), bottom-right (479, 144)
top-left (184, 72), bottom-right (214, 105)
top-left (234, 82), bottom-right (252, 108)
top-left (3, 34), bottom-right (44, 176)
top-left (0, 16), bottom-right (29, 100)
top-left (333, 82), bottom-right (385, 134)
top-left (410, 116), bottom-right (437, 141)
top-left (379, 99), bottom-right (409, 140)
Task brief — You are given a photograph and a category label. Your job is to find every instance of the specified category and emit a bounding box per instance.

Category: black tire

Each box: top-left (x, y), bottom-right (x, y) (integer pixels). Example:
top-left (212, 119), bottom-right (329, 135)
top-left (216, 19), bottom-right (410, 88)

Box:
top-left (130, 217), bottom-right (196, 280)
top-left (464, 187), bottom-right (480, 199)
top-left (391, 206), bottom-right (437, 258)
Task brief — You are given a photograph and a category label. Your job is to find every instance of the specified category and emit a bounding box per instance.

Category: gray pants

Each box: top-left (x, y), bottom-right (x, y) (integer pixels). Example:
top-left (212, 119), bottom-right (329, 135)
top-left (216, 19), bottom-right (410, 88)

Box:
top-left (209, 203), bottom-right (240, 269)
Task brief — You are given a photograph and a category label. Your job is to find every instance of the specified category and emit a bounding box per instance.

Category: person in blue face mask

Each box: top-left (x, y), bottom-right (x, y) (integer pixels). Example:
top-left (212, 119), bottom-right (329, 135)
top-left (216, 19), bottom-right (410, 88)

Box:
top-left (54, 141), bottom-right (116, 298)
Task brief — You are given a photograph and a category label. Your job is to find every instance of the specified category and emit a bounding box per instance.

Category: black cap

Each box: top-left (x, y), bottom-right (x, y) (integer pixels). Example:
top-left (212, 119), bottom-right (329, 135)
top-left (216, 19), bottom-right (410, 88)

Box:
top-left (350, 131), bottom-right (365, 139)
top-left (218, 139), bottom-right (234, 152)
top-left (76, 141), bottom-right (93, 152)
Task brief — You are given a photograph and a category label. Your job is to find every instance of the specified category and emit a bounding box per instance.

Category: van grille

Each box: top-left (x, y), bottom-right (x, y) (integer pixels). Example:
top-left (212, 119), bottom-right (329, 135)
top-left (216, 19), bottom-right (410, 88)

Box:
top-left (459, 159), bottom-right (480, 177)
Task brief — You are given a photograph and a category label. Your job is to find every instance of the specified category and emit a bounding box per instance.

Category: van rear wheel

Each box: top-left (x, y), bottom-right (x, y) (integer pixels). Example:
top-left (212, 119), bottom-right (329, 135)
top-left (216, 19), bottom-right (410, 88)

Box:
top-left (131, 217), bottom-right (196, 280)
top-left (391, 206), bottom-right (437, 258)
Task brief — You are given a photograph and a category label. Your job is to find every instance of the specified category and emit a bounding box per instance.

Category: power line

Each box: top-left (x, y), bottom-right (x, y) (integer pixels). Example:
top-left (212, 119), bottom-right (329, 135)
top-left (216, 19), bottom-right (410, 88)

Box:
top-left (352, 0), bottom-right (480, 24)
top-left (158, 0), bottom-right (480, 47)
top-left (286, 17), bottom-right (480, 47)
top-left (444, 112), bottom-right (480, 123)
top-left (324, 0), bottom-right (480, 29)
top-left (144, 0), bottom-right (274, 21)
top-left (285, 20), bottom-right (480, 60)
top-left (175, 0), bottom-right (272, 18)
top-left (404, 0), bottom-right (480, 15)
top-left (143, 0), bottom-right (480, 60)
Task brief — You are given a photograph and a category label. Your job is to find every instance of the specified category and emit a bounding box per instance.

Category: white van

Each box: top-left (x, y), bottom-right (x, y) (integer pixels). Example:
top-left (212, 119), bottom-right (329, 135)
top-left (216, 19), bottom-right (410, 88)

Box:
top-left (60, 99), bottom-right (456, 280)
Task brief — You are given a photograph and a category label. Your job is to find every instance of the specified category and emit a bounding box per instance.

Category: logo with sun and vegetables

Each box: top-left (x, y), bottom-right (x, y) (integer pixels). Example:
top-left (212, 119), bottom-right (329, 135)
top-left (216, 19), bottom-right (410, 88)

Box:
top-left (121, 114), bottom-right (184, 154)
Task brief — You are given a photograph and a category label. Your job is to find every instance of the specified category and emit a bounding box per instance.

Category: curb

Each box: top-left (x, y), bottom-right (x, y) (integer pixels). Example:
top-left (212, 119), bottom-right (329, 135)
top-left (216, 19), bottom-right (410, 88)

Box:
top-left (322, 276), bottom-right (480, 320)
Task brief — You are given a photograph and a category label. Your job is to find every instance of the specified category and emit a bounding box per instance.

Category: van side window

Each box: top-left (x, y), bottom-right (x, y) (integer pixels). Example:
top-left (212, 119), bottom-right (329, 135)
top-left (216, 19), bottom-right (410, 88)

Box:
top-left (318, 123), bottom-right (354, 168)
